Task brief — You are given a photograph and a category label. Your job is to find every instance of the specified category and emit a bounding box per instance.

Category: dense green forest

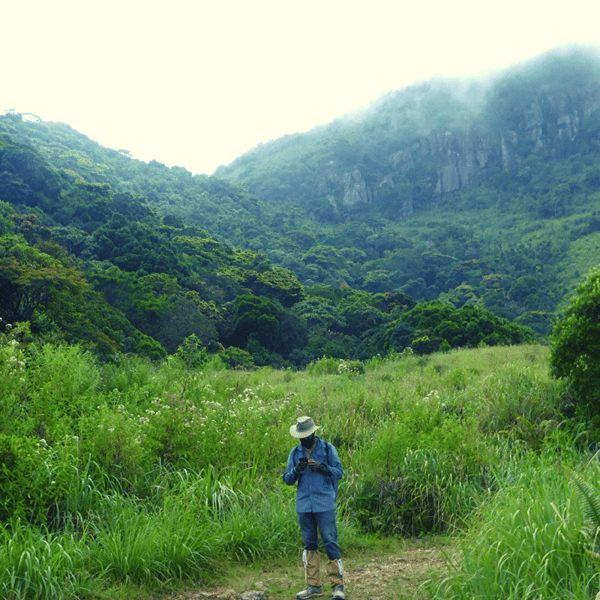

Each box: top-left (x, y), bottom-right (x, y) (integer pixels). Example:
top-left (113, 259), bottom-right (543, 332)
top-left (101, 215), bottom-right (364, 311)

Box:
top-left (216, 44), bottom-right (600, 326)
top-left (2, 45), bottom-right (600, 366)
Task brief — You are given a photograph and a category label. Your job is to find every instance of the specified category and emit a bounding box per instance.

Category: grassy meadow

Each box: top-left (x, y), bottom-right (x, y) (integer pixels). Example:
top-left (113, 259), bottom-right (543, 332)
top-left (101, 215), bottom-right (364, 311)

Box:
top-left (2, 326), bottom-right (600, 599)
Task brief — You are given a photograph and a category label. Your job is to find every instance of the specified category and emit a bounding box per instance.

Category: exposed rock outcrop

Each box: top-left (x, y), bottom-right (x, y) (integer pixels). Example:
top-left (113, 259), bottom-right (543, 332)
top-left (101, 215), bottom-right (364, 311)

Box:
top-left (318, 166), bottom-right (372, 210)
top-left (319, 86), bottom-right (600, 217)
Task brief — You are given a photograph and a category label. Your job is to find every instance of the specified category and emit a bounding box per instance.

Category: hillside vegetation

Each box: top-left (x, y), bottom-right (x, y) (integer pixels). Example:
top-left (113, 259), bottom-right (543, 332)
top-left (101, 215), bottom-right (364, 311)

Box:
top-left (216, 44), bottom-right (600, 326)
top-left (1, 109), bottom-right (534, 365)
top-left (2, 46), bottom-right (600, 368)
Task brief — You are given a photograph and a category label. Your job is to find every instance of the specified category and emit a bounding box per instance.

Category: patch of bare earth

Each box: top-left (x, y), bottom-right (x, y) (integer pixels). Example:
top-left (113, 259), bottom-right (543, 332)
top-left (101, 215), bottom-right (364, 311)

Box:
top-left (163, 539), bottom-right (452, 600)
top-left (346, 543), bottom-right (449, 599)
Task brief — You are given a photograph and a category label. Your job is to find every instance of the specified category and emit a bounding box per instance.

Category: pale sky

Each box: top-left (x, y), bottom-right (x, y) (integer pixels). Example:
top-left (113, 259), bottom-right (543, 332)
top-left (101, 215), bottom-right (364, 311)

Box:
top-left (3, 0), bottom-right (599, 175)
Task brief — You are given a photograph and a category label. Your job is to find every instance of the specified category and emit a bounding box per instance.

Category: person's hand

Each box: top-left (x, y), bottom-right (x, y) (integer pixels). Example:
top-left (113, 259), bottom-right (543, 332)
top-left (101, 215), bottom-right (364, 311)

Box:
top-left (318, 463), bottom-right (331, 476)
top-left (295, 457), bottom-right (308, 474)
top-left (308, 459), bottom-right (331, 475)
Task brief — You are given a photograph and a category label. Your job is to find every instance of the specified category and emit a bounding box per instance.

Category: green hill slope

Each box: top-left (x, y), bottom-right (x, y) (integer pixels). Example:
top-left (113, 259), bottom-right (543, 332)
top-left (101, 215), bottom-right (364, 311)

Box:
top-left (6, 45), bottom-right (600, 362)
top-left (210, 44), bottom-right (600, 328)
top-left (0, 106), bottom-right (535, 365)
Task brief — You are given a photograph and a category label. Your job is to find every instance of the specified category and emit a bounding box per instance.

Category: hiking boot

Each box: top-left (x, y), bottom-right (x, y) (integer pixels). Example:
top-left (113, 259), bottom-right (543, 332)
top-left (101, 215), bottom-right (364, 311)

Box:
top-left (296, 585), bottom-right (323, 599)
top-left (332, 585), bottom-right (345, 599)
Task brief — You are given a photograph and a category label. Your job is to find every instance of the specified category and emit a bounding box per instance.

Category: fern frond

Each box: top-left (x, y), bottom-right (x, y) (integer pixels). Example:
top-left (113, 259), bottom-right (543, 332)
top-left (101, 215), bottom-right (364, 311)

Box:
top-left (567, 467), bottom-right (600, 532)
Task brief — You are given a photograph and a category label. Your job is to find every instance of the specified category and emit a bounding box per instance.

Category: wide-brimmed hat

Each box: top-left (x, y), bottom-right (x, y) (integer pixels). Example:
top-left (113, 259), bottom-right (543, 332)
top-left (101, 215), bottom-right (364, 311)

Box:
top-left (289, 416), bottom-right (320, 438)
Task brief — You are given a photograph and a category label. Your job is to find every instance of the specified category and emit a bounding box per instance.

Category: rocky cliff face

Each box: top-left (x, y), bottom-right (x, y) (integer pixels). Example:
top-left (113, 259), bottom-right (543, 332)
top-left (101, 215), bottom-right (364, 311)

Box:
top-left (321, 87), bottom-right (600, 218)
top-left (318, 166), bottom-right (372, 209)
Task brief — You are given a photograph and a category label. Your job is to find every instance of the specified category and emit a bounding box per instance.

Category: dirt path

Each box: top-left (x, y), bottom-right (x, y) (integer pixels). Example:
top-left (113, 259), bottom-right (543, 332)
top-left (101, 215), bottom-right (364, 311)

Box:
top-left (342, 542), bottom-right (449, 599)
top-left (164, 539), bottom-right (451, 600)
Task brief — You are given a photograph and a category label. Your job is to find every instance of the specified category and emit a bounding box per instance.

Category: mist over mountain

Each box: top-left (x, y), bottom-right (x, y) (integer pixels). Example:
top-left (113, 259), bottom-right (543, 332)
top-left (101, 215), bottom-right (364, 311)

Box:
top-left (2, 43), bottom-right (600, 366)
top-left (216, 43), bottom-right (600, 217)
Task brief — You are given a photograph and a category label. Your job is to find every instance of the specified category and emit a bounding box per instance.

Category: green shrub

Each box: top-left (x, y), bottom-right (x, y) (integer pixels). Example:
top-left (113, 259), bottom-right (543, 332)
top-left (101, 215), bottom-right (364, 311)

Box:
top-left (175, 333), bottom-right (208, 369)
top-left (365, 390), bottom-right (482, 471)
top-left (97, 354), bottom-right (159, 397)
top-left (305, 357), bottom-right (365, 376)
top-left (0, 334), bottom-right (30, 436)
top-left (218, 346), bottom-right (255, 369)
top-left (0, 435), bottom-right (75, 524)
top-left (306, 356), bottom-right (340, 375)
top-left (349, 447), bottom-right (483, 536)
top-left (550, 267), bottom-right (600, 421)
top-left (474, 363), bottom-right (565, 434)
top-left (78, 402), bottom-right (150, 480)
top-left (337, 359), bottom-right (365, 375)
top-left (25, 343), bottom-right (100, 440)
top-left (140, 393), bottom-right (216, 466)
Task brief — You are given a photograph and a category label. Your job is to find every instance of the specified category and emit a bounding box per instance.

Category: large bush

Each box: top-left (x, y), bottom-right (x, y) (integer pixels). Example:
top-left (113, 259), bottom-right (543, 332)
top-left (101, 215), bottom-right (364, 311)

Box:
top-left (550, 267), bottom-right (600, 420)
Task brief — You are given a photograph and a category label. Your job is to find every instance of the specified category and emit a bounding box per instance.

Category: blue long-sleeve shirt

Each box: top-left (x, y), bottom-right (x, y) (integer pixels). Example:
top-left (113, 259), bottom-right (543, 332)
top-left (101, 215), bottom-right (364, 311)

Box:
top-left (282, 437), bottom-right (343, 513)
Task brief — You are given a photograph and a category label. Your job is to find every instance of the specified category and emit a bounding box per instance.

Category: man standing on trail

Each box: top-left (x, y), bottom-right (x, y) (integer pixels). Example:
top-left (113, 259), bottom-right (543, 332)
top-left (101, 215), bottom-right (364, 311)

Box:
top-left (283, 416), bottom-right (345, 600)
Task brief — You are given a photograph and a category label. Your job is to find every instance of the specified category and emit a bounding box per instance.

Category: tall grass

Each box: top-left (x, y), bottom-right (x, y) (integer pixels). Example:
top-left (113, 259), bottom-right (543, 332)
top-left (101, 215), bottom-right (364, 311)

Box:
top-left (88, 492), bottom-right (216, 583)
top-left (428, 451), bottom-right (599, 599)
top-left (1, 338), bottom-right (594, 598)
top-left (0, 522), bottom-right (89, 600)
top-left (345, 447), bottom-right (485, 536)
top-left (84, 465), bottom-right (302, 582)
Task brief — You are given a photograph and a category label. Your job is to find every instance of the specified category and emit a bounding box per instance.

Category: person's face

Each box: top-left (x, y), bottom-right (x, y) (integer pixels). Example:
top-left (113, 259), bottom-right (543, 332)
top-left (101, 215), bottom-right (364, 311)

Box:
top-left (301, 432), bottom-right (315, 448)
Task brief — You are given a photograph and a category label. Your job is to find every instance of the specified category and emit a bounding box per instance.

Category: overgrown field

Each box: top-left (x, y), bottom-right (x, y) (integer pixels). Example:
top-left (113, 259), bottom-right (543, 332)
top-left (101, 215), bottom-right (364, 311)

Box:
top-left (2, 328), bottom-right (600, 599)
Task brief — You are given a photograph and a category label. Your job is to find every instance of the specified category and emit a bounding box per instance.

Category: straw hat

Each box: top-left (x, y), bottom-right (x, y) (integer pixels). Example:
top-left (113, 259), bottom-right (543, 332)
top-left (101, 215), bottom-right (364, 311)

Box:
top-left (289, 416), bottom-right (320, 438)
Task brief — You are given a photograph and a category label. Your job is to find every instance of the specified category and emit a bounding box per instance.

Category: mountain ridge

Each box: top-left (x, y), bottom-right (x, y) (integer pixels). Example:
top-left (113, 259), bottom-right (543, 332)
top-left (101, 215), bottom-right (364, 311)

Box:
top-left (215, 43), bottom-right (600, 219)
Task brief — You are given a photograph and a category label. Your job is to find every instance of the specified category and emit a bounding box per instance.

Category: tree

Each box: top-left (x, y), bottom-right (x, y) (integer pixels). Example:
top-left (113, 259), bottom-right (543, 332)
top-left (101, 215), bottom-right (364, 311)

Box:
top-left (302, 245), bottom-right (345, 270)
top-left (0, 234), bottom-right (87, 326)
top-left (509, 275), bottom-right (538, 303)
top-left (550, 267), bottom-right (600, 417)
top-left (0, 200), bottom-right (14, 235)
top-left (338, 293), bottom-right (385, 337)
top-left (371, 319), bottom-right (415, 353)
top-left (362, 269), bottom-right (391, 293)
top-left (397, 301), bottom-right (533, 351)
top-left (91, 216), bottom-right (187, 275)
top-left (231, 293), bottom-right (280, 348)
top-left (243, 266), bottom-right (305, 308)
top-left (293, 298), bottom-right (345, 331)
